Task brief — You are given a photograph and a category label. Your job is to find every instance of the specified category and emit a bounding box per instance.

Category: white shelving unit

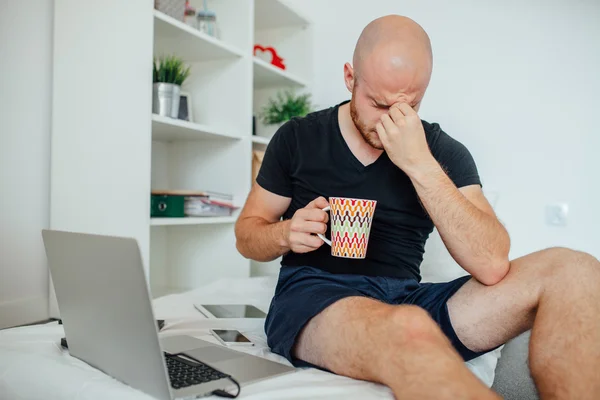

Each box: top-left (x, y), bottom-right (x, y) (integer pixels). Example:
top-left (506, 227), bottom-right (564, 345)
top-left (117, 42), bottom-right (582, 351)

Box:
top-left (152, 114), bottom-right (242, 142)
top-left (153, 10), bottom-right (245, 61)
top-left (251, 136), bottom-right (271, 146)
top-left (255, 0), bottom-right (310, 30)
top-left (253, 57), bottom-right (308, 89)
top-left (50, 0), bottom-right (312, 301)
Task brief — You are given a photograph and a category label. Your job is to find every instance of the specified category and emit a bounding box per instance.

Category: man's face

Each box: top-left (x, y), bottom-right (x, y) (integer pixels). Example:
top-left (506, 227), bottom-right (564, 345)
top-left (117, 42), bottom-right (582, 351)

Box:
top-left (347, 64), bottom-right (427, 150)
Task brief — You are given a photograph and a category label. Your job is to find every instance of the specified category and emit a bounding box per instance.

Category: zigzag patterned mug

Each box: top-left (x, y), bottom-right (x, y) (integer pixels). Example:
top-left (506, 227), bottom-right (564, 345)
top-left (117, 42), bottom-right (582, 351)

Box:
top-left (317, 197), bottom-right (377, 259)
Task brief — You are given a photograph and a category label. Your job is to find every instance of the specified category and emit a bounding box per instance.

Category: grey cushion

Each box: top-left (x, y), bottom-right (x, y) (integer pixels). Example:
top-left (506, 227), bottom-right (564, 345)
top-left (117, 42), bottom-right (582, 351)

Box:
top-left (492, 331), bottom-right (539, 399)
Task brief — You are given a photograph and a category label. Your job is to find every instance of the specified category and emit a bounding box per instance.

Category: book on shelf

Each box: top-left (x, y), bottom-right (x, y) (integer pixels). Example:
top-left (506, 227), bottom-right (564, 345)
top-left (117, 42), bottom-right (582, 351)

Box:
top-left (151, 189), bottom-right (238, 218)
top-left (151, 189), bottom-right (233, 201)
top-left (184, 197), bottom-right (234, 217)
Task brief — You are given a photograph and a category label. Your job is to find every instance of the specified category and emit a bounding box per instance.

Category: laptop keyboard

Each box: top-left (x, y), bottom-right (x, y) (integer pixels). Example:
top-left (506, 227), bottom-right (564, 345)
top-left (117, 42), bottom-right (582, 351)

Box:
top-left (165, 353), bottom-right (228, 390)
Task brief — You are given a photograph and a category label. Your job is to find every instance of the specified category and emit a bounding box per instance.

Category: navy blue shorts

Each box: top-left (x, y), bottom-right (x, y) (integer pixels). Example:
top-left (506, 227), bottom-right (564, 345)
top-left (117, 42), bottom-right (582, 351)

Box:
top-left (265, 265), bottom-right (485, 369)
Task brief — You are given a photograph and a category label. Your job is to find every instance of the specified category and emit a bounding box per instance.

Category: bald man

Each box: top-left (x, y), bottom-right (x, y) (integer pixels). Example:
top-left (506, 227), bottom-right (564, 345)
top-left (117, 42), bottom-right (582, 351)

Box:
top-left (235, 15), bottom-right (600, 400)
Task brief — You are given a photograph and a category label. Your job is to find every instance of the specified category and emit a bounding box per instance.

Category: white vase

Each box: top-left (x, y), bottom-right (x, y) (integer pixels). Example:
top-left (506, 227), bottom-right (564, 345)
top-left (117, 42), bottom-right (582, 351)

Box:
top-left (152, 83), bottom-right (181, 118)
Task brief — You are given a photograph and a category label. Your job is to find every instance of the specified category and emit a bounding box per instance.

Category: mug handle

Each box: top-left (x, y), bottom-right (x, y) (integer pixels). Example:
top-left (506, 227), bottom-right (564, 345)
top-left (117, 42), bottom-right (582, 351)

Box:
top-left (316, 206), bottom-right (331, 246)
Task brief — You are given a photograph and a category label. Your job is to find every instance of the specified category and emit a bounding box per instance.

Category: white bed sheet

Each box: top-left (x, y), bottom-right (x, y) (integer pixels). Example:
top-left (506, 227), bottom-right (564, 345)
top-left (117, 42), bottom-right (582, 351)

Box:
top-left (0, 277), bottom-right (501, 400)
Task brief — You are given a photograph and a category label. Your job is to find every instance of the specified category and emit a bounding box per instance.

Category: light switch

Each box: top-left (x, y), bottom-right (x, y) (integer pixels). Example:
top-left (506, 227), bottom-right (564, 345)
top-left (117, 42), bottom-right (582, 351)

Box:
top-left (545, 203), bottom-right (569, 226)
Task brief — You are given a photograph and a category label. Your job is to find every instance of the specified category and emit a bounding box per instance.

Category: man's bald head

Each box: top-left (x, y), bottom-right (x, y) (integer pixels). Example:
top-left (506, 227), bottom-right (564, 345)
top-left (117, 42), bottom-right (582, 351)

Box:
top-left (352, 15), bottom-right (433, 86)
top-left (343, 15), bottom-right (434, 150)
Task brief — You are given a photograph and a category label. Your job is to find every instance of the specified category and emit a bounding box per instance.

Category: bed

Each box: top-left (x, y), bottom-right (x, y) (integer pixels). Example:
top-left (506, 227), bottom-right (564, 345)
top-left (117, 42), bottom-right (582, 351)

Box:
top-left (0, 274), bottom-right (503, 400)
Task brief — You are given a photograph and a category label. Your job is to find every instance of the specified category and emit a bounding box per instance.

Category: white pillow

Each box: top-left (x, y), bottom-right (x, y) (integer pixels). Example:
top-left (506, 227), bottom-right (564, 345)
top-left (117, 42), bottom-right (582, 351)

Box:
top-left (420, 228), bottom-right (468, 283)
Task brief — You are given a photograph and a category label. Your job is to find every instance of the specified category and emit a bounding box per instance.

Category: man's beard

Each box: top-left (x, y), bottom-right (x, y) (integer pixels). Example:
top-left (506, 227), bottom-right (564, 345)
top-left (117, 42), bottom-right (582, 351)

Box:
top-left (349, 98), bottom-right (384, 150)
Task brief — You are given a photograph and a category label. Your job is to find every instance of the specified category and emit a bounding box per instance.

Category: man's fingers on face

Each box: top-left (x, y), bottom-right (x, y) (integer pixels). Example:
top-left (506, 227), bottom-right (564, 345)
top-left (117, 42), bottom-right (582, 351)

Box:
top-left (376, 121), bottom-right (387, 140)
top-left (376, 122), bottom-right (391, 149)
top-left (380, 114), bottom-right (397, 135)
top-left (389, 105), bottom-right (405, 124)
top-left (396, 102), bottom-right (416, 116)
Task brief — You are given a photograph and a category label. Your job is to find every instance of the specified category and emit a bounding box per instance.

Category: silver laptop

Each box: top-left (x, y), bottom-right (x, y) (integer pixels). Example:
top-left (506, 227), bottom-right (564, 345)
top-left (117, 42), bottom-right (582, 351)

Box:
top-left (42, 229), bottom-right (295, 400)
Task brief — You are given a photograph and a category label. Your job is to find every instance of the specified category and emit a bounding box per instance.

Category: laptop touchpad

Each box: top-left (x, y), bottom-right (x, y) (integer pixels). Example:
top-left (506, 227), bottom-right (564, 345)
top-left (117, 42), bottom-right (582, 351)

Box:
top-left (184, 347), bottom-right (244, 364)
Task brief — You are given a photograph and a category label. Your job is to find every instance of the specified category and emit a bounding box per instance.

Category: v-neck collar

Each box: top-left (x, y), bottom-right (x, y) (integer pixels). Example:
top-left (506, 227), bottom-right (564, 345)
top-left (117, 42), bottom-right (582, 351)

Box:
top-left (332, 100), bottom-right (387, 173)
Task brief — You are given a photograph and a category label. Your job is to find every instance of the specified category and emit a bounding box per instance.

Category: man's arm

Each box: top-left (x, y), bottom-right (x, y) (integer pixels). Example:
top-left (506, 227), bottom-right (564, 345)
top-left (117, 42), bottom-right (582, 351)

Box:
top-left (235, 183), bottom-right (329, 262)
top-left (377, 103), bottom-right (510, 285)
top-left (407, 160), bottom-right (510, 285)
top-left (235, 183), bottom-right (292, 262)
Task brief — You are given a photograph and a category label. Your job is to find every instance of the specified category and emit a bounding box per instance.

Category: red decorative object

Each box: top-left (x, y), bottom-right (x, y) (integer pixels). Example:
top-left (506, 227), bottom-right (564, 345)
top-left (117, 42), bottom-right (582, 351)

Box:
top-left (253, 44), bottom-right (286, 70)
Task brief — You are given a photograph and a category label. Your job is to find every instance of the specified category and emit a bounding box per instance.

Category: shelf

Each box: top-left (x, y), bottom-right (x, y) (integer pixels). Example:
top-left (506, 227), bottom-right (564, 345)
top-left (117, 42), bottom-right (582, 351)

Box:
top-left (255, 0), bottom-right (309, 30)
top-left (152, 114), bottom-right (242, 141)
top-left (253, 57), bottom-right (308, 89)
top-left (150, 216), bottom-right (238, 226)
top-left (153, 10), bottom-right (244, 62)
top-left (251, 136), bottom-right (270, 146)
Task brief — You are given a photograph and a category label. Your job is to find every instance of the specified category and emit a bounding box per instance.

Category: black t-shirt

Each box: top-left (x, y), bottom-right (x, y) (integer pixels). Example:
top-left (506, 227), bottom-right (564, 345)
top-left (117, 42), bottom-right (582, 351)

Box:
top-left (256, 100), bottom-right (481, 281)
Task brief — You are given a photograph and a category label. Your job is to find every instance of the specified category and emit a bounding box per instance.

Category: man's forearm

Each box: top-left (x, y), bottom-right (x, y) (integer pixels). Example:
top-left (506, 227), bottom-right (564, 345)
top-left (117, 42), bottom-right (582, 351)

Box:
top-left (406, 158), bottom-right (510, 285)
top-left (235, 217), bottom-right (291, 262)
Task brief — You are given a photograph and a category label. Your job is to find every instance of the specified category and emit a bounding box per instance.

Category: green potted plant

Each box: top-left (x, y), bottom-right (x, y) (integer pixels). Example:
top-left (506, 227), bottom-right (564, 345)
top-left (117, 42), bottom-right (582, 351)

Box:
top-left (152, 55), bottom-right (191, 118)
top-left (258, 90), bottom-right (312, 137)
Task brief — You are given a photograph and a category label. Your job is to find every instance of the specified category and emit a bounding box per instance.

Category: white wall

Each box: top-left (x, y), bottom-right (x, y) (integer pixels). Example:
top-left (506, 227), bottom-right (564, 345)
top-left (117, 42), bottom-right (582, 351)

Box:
top-left (0, 0), bottom-right (53, 328)
top-left (287, 0), bottom-right (600, 260)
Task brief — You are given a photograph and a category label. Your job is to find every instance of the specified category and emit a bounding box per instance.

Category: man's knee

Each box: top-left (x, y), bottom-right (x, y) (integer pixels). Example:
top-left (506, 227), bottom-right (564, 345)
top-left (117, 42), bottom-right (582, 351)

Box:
top-left (389, 305), bottom-right (447, 346)
top-left (524, 247), bottom-right (600, 289)
top-left (542, 247), bottom-right (599, 275)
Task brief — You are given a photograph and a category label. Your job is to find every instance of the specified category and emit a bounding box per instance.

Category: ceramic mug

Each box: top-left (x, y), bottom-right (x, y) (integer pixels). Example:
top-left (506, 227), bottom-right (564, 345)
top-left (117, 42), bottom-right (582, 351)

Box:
top-left (317, 197), bottom-right (377, 259)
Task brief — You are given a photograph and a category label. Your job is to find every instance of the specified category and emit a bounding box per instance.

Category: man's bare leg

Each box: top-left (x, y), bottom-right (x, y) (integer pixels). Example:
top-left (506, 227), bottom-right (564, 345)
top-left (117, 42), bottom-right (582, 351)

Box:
top-left (294, 297), bottom-right (499, 400)
top-left (448, 247), bottom-right (600, 400)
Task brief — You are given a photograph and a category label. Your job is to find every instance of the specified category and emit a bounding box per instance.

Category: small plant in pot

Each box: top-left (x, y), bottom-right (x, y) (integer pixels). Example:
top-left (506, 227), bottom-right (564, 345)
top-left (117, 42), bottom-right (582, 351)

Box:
top-left (152, 55), bottom-right (191, 119)
top-left (258, 90), bottom-right (312, 137)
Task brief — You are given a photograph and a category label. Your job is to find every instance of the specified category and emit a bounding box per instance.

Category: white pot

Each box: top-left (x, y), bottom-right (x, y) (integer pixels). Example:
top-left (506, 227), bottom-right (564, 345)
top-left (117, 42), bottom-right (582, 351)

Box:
top-left (152, 83), bottom-right (181, 118)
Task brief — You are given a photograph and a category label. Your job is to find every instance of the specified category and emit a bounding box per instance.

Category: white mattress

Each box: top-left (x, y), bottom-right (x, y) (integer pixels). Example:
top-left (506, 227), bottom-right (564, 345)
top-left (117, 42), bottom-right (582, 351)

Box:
top-left (0, 277), bottom-right (501, 399)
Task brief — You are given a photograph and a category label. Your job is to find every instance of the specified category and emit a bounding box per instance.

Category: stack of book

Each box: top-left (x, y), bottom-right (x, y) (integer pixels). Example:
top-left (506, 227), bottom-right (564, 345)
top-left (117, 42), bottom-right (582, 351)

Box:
top-left (184, 190), bottom-right (237, 217)
top-left (151, 190), bottom-right (238, 218)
